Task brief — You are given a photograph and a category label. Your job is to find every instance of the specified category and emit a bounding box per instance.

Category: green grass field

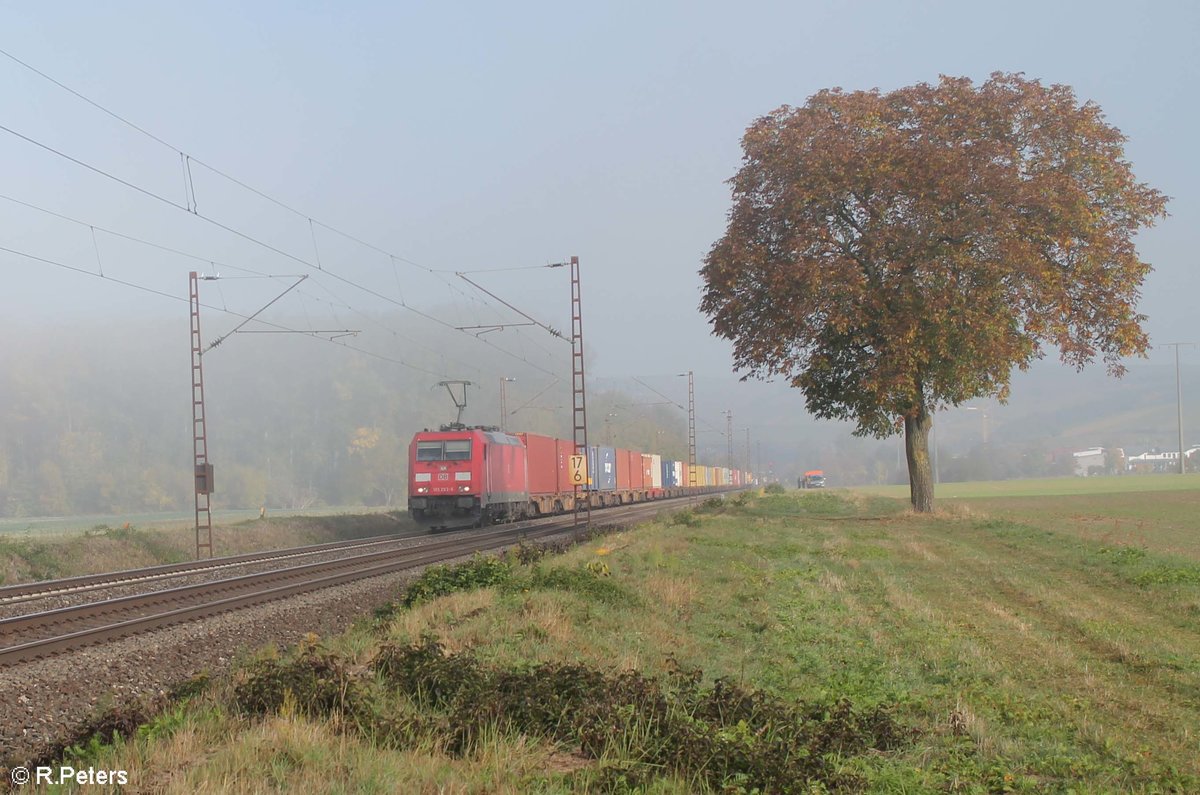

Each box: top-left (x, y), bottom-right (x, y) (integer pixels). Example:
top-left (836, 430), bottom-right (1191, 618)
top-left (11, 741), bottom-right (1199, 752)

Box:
top-left (854, 472), bottom-right (1200, 500)
top-left (42, 481), bottom-right (1200, 792)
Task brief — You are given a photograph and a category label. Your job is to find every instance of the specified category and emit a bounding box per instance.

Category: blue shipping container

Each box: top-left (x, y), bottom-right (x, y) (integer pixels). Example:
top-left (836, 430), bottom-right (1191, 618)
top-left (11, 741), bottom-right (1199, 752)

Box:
top-left (660, 459), bottom-right (676, 487)
top-left (586, 445), bottom-right (617, 491)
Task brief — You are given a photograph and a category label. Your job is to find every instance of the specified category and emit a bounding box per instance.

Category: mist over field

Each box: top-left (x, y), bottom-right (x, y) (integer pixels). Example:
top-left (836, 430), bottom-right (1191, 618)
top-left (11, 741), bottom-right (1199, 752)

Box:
top-left (0, 3), bottom-right (1195, 522)
top-left (0, 313), bottom-right (1193, 520)
top-left (3, 6), bottom-right (1200, 793)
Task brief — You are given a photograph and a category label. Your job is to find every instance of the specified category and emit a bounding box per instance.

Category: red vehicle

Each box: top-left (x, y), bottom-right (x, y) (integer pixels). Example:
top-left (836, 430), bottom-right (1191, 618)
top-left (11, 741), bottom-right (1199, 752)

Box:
top-left (800, 470), bottom-right (826, 489)
top-left (516, 432), bottom-right (576, 515)
top-left (407, 427), bottom-right (529, 530)
top-left (407, 426), bottom-right (752, 530)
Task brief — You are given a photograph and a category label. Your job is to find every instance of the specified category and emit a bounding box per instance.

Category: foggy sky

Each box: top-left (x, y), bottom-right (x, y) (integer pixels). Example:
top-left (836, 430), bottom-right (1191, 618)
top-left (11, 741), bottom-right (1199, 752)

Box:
top-left (3, 1), bottom-right (1197, 448)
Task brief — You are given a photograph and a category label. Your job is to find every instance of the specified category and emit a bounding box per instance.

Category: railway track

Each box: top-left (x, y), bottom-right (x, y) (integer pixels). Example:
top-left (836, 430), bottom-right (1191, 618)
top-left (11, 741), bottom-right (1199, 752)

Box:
top-left (0, 497), bottom-right (693, 668)
top-left (0, 530), bottom-right (422, 607)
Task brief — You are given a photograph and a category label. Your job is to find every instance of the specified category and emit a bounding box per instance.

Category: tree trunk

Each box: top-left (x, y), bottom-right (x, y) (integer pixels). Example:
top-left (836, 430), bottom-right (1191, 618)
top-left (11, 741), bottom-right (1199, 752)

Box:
top-left (904, 408), bottom-right (935, 513)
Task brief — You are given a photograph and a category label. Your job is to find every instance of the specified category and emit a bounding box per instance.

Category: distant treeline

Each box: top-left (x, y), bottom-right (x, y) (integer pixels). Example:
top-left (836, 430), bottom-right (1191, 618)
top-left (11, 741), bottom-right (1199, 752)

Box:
top-left (1, 314), bottom-right (1191, 518)
top-left (0, 316), bottom-right (688, 519)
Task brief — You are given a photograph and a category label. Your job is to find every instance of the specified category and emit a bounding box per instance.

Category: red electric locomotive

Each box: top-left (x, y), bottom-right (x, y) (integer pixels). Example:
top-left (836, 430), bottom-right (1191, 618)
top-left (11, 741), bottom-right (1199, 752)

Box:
top-left (407, 426), bottom-right (530, 530)
top-left (407, 419), bottom-right (756, 531)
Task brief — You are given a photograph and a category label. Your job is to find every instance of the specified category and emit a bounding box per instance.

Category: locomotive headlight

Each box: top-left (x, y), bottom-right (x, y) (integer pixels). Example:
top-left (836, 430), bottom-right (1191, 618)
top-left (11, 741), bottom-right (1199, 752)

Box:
top-left (416, 487), bottom-right (428, 494)
top-left (458, 485), bottom-right (471, 492)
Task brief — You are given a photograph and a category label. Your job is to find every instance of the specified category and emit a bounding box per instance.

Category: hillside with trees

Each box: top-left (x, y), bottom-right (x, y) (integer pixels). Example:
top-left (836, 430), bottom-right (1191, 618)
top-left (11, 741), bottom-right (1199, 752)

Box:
top-left (0, 315), bottom-right (691, 518)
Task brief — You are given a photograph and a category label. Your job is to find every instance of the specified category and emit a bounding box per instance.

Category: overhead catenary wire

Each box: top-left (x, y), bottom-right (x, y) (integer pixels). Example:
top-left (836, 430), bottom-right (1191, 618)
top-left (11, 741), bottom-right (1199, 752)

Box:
top-left (299, 214), bottom-right (561, 355)
top-left (307, 220), bottom-right (567, 371)
top-left (0, 122), bottom-right (185, 211)
top-left (630, 376), bottom-right (686, 411)
top-left (0, 243), bottom-right (452, 378)
top-left (303, 278), bottom-right (488, 381)
top-left (0, 46), bottom-right (180, 153)
top-left (0, 121), bottom-right (562, 378)
top-left (8, 213), bottom-right (555, 387)
top-left (506, 378), bottom-right (563, 417)
top-left (203, 275), bottom-right (308, 353)
top-left (440, 263), bottom-right (567, 365)
top-left (1, 243), bottom-right (181, 304)
top-left (622, 374), bottom-right (724, 433)
top-left (89, 226), bottom-right (104, 276)
top-left (0, 190), bottom-right (260, 276)
top-left (191, 151), bottom-right (554, 360)
top-left (456, 273), bottom-right (566, 341)
top-left (1, 46), bottom-right (573, 357)
top-left (0, 47), bottom-right (567, 351)
top-left (0, 191), bottom-right (492, 377)
top-left (455, 263), bottom-right (570, 274)
top-left (0, 49), bottom-right (566, 379)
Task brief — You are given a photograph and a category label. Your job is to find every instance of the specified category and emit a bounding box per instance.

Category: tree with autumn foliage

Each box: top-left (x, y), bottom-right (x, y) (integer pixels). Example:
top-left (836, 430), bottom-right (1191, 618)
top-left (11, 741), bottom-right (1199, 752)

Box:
top-left (700, 73), bottom-right (1168, 512)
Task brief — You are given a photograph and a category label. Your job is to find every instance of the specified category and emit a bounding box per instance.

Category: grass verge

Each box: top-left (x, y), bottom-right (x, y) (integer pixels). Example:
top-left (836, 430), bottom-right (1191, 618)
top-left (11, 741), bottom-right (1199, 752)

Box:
top-left (0, 512), bottom-right (415, 586)
top-left (21, 485), bottom-right (1200, 792)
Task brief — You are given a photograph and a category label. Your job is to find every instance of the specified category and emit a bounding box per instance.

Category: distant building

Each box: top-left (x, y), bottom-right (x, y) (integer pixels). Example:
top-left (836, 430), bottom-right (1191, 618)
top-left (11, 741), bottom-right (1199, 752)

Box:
top-left (1072, 447), bottom-right (1107, 477)
top-left (1126, 447), bottom-right (1200, 473)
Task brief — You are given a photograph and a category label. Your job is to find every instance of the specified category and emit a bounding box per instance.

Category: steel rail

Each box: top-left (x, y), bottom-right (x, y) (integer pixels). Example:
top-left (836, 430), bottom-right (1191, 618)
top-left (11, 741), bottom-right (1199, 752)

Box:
top-left (0, 488), bottom-right (728, 605)
top-left (0, 497), bottom-right (690, 667)
top-left (0, 521), bottom-right (552, 640)
top-left (0, 531), bottom-right (414, 604)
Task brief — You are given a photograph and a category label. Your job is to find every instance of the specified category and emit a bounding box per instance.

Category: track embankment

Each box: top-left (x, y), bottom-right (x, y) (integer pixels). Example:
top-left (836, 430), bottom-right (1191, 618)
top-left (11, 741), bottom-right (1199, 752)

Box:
top-left (0, 497), bottom-right (697, 772)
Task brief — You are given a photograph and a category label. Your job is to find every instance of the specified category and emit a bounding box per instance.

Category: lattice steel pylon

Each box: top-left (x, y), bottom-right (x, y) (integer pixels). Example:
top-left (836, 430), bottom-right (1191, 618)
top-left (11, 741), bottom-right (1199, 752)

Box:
top-left (744, 428), bottom-right (751, 477)
top-left (570, 256), bottom-right (590, 527)
top-left (726, 410), bottom-right (734, 471)
top-left (189, 272), bottom-right (213, 559)
top-left (686, 371), bottom-right (696, 487)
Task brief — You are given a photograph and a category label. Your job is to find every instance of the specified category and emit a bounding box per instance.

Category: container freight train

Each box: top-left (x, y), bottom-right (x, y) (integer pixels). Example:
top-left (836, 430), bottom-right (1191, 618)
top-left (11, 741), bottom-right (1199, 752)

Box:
top-left (408, 427), bottom-right (753, 530)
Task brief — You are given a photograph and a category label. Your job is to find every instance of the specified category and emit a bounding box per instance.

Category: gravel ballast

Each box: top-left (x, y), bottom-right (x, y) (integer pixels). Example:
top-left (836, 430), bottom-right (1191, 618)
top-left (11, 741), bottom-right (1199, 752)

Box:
top-left (0, 568), bottom-right (413, 771)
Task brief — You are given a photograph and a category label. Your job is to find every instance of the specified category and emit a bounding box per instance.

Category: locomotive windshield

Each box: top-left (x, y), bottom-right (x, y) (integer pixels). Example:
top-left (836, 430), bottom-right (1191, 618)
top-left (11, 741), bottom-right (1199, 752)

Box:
top-left (416, 439), bottom-right (473, 461)
top-left (445, 440), bottom-right (471, 459)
